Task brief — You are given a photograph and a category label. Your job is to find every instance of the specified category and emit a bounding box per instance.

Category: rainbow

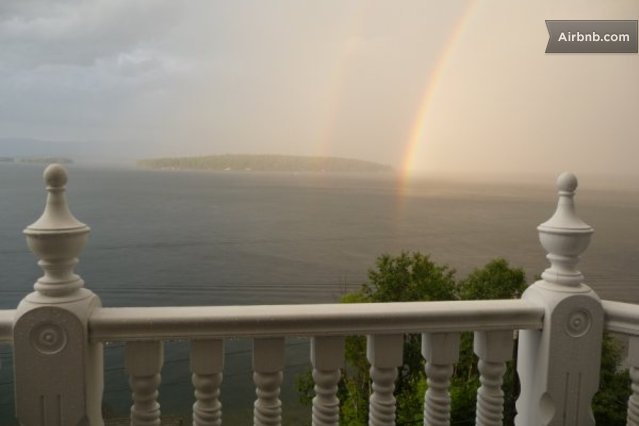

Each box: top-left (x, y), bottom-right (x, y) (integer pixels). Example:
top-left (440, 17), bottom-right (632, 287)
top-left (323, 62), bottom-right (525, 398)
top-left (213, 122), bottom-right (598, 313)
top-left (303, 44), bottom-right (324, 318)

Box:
top-left (399, 1), bottom-right (478, 190)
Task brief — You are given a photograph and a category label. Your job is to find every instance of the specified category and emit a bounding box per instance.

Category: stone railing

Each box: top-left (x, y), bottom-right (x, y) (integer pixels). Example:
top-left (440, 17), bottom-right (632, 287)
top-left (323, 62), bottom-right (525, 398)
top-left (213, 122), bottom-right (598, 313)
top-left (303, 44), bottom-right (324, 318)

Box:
top-left (0, 164), bottom-right (636, 425)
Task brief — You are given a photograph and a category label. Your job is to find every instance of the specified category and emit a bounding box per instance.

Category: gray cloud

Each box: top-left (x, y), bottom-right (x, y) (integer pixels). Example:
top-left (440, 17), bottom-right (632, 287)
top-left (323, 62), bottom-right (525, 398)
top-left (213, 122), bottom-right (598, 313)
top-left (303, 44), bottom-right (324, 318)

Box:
top-left (0, 0), bottom-right (184, 68)
top-left (0, 0), bottom-right (637, 178)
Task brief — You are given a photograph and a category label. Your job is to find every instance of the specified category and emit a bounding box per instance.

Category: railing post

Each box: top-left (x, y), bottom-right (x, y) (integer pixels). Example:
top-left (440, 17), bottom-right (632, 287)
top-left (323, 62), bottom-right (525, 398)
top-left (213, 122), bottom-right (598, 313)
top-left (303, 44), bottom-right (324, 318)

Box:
top-left (125, 341), bottom-right (164, 425)
top-left (13, 164), bottom-right (104, 425)
top-left (367, 334), bottom-right (403, 426)
top-left (253, 337), bottom-right (285, 426)
top-left (191, 339), bottom-right (224, 426)
top-left (515, 173), bottom-right (603, 426)
top-left (422, 332), bottom-right (460, 426)
top-left (311, 336), bottom-right (345, 426)
top-left (474, 330), bottom-right (514, 426)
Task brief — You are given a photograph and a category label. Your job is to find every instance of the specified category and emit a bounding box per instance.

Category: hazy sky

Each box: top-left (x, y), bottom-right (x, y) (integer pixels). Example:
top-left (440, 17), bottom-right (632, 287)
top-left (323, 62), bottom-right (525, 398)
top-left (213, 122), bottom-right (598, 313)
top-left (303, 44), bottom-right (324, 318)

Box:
top-left (0, 1), bottom-right (637, 176)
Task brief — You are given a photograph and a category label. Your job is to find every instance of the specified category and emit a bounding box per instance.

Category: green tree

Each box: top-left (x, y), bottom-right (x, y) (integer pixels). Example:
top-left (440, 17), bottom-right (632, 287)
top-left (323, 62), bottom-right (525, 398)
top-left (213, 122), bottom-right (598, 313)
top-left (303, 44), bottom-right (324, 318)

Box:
top-left (342, 252), bottom-right (457, 424)
top-left (593, 334), bottom-right (631, 424)
top-left (362, 252), bottom-right (457, 303)
top-left (296, 253), bottom-right (630, 425)
top-left (454, 259), bottom-right (527, 424)
top-left (457, 258), bottom-right (526, 301)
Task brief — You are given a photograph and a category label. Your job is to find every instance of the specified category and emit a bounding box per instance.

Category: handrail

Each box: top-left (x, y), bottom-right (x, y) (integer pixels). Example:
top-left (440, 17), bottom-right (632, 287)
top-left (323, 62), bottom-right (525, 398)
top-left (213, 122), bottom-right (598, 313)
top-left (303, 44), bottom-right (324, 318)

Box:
top-left (603, 300), bottom-right (639, 335)
top-left (88, 299), bottom-right (544, 343)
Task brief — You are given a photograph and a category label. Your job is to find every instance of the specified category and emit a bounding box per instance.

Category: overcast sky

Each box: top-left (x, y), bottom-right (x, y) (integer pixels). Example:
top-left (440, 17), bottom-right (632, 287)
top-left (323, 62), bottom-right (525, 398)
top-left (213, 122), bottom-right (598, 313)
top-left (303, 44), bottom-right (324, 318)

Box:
top-left (0, 0), bottom-right (637, 176)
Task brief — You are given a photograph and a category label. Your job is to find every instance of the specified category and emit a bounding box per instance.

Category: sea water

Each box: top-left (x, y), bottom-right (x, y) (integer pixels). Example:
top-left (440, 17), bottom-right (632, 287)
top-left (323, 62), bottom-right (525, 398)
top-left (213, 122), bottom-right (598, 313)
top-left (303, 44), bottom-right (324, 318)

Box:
top-left (1, 163), bottom-right (639, 423)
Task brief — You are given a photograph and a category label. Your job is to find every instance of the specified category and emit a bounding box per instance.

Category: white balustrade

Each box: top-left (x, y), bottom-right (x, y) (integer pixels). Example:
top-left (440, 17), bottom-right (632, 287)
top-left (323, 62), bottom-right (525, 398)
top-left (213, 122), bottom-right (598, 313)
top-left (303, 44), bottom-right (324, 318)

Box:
top-left (253, 337), bottom-right (285, 426)
top-left (474, 330), bottom-right (514, 426)
top-left (125, 340), bottom-right (164, 426)
top-left (3, 165), bottom-right (636, 426)
top-left (367, 334), bottom-right (403, 426)
top-left (191, 339), bottom-right (224, 426)
top-left (422, 332), bottom-right (460, 426)
top-left (311, 336), bottom-right (345, 426)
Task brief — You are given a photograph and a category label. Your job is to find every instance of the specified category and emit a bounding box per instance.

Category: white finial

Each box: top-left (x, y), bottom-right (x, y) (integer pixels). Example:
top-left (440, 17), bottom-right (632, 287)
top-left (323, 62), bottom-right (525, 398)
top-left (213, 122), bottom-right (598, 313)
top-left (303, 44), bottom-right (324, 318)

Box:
top-left (556, 172), bottom-right (578, 193)
top-left (27, 164), bottom-right (87, 232)
top-left (44, 163), bottom-right (68, 188)
top-left (24, 164), bottom-right (90, 298)
top-left (537, 172), bottom-right (593, 287)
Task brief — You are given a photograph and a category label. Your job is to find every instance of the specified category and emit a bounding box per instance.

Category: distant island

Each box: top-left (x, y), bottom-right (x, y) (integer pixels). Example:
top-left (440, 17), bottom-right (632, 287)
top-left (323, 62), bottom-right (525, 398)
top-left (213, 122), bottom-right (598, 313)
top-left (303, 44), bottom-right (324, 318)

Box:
top-left (137, 154), bottom-right (393, 173)
top-left (0, 156), bottom-right (73, 165)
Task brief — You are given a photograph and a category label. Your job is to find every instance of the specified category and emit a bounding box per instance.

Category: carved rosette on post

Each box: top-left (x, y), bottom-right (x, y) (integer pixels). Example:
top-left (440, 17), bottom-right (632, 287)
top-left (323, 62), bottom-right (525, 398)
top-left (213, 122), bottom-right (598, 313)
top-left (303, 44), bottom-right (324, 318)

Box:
top-left (13, 164), bottom-right (104, 426)
top-left (515, 172), bottom-right (603, 426)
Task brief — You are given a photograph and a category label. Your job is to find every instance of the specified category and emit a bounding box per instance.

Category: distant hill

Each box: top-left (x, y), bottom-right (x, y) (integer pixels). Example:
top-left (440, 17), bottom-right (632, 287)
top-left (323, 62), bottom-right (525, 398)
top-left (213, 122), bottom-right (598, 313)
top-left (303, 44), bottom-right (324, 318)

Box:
top-left (137, 154), bottom-right (393, 173)
top-left (0, 137), bottom-right (157, 165)
top-left (0, 156), bottom-right (73, 165)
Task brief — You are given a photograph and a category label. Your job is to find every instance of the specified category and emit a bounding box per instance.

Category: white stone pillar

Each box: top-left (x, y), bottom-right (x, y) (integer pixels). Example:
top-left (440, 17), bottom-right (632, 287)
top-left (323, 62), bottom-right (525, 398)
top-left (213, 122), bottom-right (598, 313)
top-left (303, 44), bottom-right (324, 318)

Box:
top-left (515, 173), bottom-right (603, 426)
top-left (422, 332), bottom-right (460, 426)
top-left (311, 335), bottom-right (345, 426)
top-left (125, 341), bottom-right (164, 426)
top-left (474, 330), bottom-right (514, 426)
top-left (191, 339), bottom-right (224, 426)
top-left (13, 164), bottom-right (104, 425)
top-left (253, 337), bottom-right (285, 426)
top-left (367, 334), bottom-right (403, 426)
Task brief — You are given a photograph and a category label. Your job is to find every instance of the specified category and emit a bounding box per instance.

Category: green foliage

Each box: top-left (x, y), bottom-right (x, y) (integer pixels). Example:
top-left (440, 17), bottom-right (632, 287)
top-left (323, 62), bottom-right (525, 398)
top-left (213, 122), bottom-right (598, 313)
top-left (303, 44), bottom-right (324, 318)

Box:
top-left (454, 258), bottom-right (527, 424)
top-left (296, 252), bottom-right (631, 425)
top-left (361, 252), bottom-right (457, 303)
top-left (330, 252), bottom-right (456, 424)
top-left (592, 334), bottom-right (630, 425)
top-left (450, 375), bottom-right (480, 424)
top-left (295, 366), bottom-right (315, 407)
top-left (457, 258), bottom-right (526, 301)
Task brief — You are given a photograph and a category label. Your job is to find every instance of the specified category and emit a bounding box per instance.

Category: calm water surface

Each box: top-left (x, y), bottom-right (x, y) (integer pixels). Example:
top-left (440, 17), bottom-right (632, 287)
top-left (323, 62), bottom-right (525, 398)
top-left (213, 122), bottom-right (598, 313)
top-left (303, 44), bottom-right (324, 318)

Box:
top-left (1, 164), bottom-right (639, 423)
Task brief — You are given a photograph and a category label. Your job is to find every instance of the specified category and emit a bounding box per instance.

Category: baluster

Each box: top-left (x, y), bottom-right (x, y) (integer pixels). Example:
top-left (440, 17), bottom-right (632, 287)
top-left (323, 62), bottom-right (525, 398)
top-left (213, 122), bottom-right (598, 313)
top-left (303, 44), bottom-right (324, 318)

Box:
top-left (422, 332), bottom-right (460, 426)
top-left (473, 330), bottom-right (514, 426)
top-left (253, 337), bottom-right (285, 426)
top-left (311, 336), bottom-right (345, 426)
top-left (367, 334), bottom-right (403, 426)
top-left (191, 339), bottom-right (224, 426)
top-left (627, 336), bottom-right (639, 425)
top-left (125, 341), bottom-right (164, 426)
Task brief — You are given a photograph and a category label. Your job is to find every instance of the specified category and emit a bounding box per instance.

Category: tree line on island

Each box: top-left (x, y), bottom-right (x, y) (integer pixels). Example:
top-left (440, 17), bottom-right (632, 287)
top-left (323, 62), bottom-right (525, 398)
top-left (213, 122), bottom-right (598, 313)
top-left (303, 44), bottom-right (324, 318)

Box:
top-left (296, 253), bottom-right (630, 425)
top-left (137, 154), bottom-right (393, 173)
